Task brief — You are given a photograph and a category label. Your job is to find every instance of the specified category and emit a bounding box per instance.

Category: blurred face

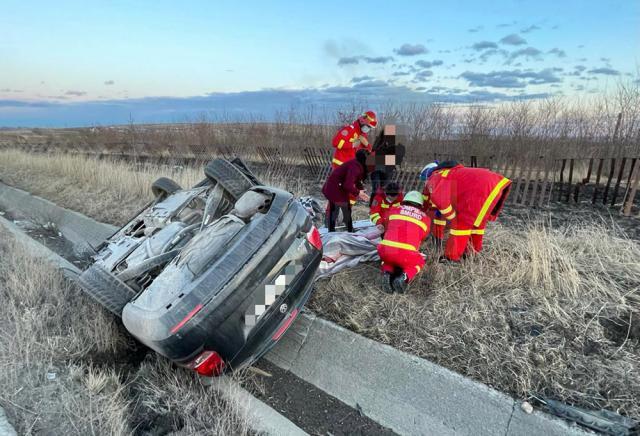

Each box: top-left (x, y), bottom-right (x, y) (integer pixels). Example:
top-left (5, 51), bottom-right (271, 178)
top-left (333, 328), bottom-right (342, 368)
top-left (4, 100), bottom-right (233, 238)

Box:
top-left (385, 193), bottom-right (398, 203)
top-left (360, 124), bottom-right (371, 134)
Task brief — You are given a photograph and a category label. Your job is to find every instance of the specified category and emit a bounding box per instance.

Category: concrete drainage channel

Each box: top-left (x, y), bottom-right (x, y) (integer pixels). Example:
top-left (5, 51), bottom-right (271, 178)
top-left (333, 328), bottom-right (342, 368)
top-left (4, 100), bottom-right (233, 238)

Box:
top-left (0, 182), bottom-right (588, 436)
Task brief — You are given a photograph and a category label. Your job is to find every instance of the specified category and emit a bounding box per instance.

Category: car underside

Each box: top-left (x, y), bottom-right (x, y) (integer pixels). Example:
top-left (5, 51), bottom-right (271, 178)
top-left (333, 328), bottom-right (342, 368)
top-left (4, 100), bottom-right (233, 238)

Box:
top-left (78, 158), bottom-right (322, 376)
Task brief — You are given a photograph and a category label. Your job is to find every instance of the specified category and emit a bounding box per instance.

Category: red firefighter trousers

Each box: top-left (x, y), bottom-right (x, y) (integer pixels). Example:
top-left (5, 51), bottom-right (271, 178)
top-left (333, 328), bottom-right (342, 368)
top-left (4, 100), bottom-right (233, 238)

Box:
top-left (377, 245), bottom-right (425, 281)
top-left (444, 224), bottom-right (486, 261)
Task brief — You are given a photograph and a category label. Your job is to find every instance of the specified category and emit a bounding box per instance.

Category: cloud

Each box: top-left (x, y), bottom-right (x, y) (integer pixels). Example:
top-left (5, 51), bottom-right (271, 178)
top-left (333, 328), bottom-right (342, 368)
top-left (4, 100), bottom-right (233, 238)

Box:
top-left (394, 43), bottom-right (428, 56)
top-left (460, 68), bottom-right (562, 88)
top-left (363, 56), bottom-right (393, 64)
top-left (351, 76), bottom-right (375, 83)
top-left (521, 25), bottom-right (540, 33)
top-left (548, 48), bottom-right (566, 58)
top-left (0, 88), bottom-right (11, 92)
top-left (467, 26), bottom-right (483, 33)
top-left (104, 80), bottom-right (115, 85)
top-left (500, 34), bottom-right (527, 45)
top-left (472, 41), bottom-right (498, 51)
top-left (392, 71), bottom-right (411, 77)
top-left (415, 86), bottom-right (427, 91)
top-left (414, 70), bottom-right (434, 81)
top-left (0, 84), bottom-right (556, 127)
top-left (352, 80), bottom-right (390, 88)
top-left (588, 67), bottom-right (620, 76)
top-left (479, 49), bottom-right (508, 62)
top-left (415, 59), bottom-right (443, 68)
top-left (337, 56), bottom-right (359, 66)
top-left (65, 90), bottom-right (87, 96)
top-left (508, 47), bottom-right (543, 61)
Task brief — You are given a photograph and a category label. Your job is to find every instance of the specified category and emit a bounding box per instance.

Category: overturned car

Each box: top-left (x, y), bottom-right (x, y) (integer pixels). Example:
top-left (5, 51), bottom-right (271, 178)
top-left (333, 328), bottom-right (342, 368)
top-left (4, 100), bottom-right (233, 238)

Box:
top-left (78, 158), bottom-right (322, 376)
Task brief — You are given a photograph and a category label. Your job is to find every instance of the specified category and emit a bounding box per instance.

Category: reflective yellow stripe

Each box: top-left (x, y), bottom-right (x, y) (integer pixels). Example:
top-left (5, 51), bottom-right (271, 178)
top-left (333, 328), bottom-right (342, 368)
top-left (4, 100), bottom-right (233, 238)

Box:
top-left (448, 211), bottom-right (457, 220)
top-left (349, 134), bottom-right (359, 142)
top-left (332, 158), bottom-right (343, 166)
top-left (370, 213), bottom-right (380, 224)
top-left (337, 139), bottom-right (345, 149)
top-left (433, 219), bottom-right (447, 226)
top-left (415, 265), bottom-right (421, 272)
top-left (473, 177), bottom-right (510, 227)
top-left (440, 205), bottom-right (453, 215)
top-left (380, 240), bottom-right (418, 251)
top-left (471, 229), bottom-right (485, 235)
top-left (422, 194), bottom-right (429, 200)
top-left (392, 202), bottom-right (400, 207)
top-left (388, 214), bottom-right (427, 231)
top-left (450, 229), bottom-right (472, 236)
top-left (381, 203), bottom-right (390, 208)
top-left (350, 199), bottom-right (356, 205)
top-left (440, 169), bottom-right (450, 177)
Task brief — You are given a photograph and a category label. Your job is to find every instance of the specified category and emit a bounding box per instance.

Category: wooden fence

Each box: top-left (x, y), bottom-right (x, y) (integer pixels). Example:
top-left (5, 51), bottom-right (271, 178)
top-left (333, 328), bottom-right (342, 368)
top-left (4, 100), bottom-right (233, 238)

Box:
top-left (301, 149), bottom-right (640, 216)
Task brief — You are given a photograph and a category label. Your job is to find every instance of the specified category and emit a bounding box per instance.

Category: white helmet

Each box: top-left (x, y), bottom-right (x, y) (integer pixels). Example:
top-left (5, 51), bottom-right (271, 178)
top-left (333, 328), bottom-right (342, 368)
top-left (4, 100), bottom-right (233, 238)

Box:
top-left (420, 162), bottom-right (439, 181)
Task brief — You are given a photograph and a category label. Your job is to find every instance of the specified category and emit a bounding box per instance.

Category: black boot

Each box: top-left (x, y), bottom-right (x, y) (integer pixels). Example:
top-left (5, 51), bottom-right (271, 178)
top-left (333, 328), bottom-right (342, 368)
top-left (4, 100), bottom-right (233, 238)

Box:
top-left (392, 272), bottom-right (408, 293)
top-left (381, 272), bottom-right (394, 294)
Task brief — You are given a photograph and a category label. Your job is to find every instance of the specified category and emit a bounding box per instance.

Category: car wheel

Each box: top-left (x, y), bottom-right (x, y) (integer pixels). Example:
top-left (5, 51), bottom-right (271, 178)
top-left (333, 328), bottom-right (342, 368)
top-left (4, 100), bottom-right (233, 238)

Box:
top-left (204, 158), bottom-right (255, 199)
top-left (151, 177), bottom-right (182, 200)
top-left (77, 264), bottom-right (137, 317)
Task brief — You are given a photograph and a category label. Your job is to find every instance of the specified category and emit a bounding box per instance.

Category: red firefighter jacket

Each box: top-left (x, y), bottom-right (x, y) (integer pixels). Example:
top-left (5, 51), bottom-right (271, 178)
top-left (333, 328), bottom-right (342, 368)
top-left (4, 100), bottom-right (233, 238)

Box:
top-left (322, 158), bottom-right (365, 204)
top-left (369, 189), bottom-right (404, 228)
top-left (331, 123), bottom-right (370, 168)
top-left (379, 204), bottom-right (431, 252)
top-left (426, 165), bottom-right (511, 228)
top-left (420, 188), bottom-right (447, 228)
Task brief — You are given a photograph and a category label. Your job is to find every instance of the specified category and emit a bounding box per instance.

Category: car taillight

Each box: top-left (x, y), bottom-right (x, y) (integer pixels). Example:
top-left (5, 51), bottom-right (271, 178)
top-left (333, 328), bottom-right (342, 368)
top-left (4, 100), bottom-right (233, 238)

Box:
top-left (306, 226), bottom-right (322, 251)
top-left (272, 308), bottom-right (299, 341)
top-left (189, 350), bottom-right (225, 377)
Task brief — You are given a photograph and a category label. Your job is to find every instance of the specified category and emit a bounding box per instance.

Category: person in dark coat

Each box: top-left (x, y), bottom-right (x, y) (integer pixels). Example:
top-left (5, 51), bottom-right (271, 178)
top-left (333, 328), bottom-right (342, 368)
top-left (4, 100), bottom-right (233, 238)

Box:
top-left (322, 149), bottom-right (369, 232)
top-left (369, 124), bottom-right (405, 204)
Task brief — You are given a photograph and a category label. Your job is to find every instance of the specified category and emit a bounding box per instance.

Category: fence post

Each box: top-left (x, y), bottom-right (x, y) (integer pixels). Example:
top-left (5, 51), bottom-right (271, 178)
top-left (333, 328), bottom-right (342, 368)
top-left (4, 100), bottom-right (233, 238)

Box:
top-left (565, 159), bottom-right (574, 203)
top-left (622, 159), bottom-right (640, 216)
top-left (602, 158), bottom-right (616, 205)
top-left (529, 157), bottom-right (542, 207)
top-left (611, 157), bottom-right (627, 206)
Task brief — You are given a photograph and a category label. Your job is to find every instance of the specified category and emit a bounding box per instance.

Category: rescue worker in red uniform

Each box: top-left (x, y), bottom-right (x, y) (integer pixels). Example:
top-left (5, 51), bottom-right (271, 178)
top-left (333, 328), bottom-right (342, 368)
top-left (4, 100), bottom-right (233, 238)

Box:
top-left (377, 191), bottom-right (431, 293)
top-left (369, 182), bottom-right (404, 232)
top-left (420, 162), bottom-right (446, 240)
top-left (322, 149), bottom-right (369, 232)
top-left (424, 161), bottom-right (511, 262)
top-left (331, 111), bottom-right (377, 170)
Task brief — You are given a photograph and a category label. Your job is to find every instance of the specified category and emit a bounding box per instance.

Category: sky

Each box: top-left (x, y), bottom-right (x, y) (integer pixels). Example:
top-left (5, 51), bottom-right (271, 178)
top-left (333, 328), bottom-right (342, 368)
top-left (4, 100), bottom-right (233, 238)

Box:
top-left (1, 0), bottom-right (639, 126)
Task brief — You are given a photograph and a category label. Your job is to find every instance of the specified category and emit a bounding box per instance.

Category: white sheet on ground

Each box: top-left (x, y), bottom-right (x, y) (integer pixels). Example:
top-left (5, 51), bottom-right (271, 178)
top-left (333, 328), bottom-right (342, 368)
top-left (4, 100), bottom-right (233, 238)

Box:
top-left (316, 222), bottom-right (381, 279)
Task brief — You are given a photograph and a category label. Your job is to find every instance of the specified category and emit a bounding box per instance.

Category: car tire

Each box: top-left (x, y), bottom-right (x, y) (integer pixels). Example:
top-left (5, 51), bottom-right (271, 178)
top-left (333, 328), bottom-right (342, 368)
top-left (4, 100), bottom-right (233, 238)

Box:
top-left (151, 177), bottom-right (182, 200)
top-left (77, 264), bottom-right (137, 317)
top-left (204, 158), bottom-right (255, 199)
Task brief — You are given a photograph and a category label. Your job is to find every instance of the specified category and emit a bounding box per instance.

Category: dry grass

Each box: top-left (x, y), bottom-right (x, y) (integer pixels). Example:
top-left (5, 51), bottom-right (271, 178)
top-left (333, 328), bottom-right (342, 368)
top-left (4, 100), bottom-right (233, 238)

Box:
top-left (310, 221), bottom-right (640, 417)
top-left (0, 149), bottom-right (202, 225)
top-left (1, 149), bottom-right (638, 420)
top-left (0, 232), bottom-right (252, 435)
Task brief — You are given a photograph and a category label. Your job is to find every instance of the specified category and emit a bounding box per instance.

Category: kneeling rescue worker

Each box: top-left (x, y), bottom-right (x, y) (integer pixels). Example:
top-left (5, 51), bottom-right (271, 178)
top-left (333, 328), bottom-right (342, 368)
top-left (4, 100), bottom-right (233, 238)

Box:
top-left (423, 161), bottom-right (511, 261)
top-left (369, 181), bottom-right (403, 232)
top-left (377, 191), bottom-right (431, 293)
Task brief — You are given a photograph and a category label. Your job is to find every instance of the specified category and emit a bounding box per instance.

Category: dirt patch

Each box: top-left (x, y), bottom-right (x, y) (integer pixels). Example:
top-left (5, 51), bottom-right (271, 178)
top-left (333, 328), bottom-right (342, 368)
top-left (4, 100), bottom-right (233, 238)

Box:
top-left (247, 360), bottom-right (396, 436)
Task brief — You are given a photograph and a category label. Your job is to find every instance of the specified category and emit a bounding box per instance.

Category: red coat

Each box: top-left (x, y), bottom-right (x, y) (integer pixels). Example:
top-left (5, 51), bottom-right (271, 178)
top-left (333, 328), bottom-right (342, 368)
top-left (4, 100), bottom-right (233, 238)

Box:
top-left (331, 123), bottom-right (370, 168)
top-left (379, 204), bottom-right (431, 252)
top-left (426, 165), bottom-right (511, 227)
top-left (322, 158), bottom-right (365, 204)
top-left (369, 189), bottom-right (403, 227)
